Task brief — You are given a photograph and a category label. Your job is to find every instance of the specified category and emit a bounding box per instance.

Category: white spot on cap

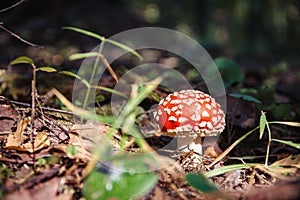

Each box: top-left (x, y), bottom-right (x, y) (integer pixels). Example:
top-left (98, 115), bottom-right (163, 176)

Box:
top-left (190, 113), bottom-right (201, 121)
top-left (217, 115), bottom-right (222, 121)
top-left (168, 115), bottom-right (177, 122)
top-left (157, 109), bottom-right (162, 115)
top-left (195, 103), bottom-right (201, 110)
top-left (155, 116), bottom-right (160, 121)
top-left (178, 116), bottom-right (188, 123)
top-left (171, 106), bottom-right (178, 111)
top-left (207, 122), bottom-right (213, 129)
top-left (177, 124), bottom-right (192, 132)
top-left (199, 121), bottom-right (207, 127)
top-left (212, 117), bottom-right (218, 124)
top-left (175, 110), bottom-right (182, 115)
top-left (164, 108), bottom-right (171, 115)
top-left (170, 99), bottom-right (182, 104)
top-left (179, 94), bottom-right (188, 99)
top-left (205, 104), bottom-right (212, 110)
top-left (178, 104), bottom-right (184, 109)
top-left (182, 98), bottom-right (194, 105)
top-left (202, 110), bottom-right (210, 117)
top-left (199, 99), bottom-right (205, 104)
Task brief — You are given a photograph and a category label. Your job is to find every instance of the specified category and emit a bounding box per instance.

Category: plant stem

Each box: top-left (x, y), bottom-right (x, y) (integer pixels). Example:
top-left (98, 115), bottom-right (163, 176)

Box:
top-left (82, 39), bottom-right (105, 110)
top-left (264, 121), bottom-right (272, 166)
top-left (31, 64), bottom-right (37, 166)
top-left (208, 126), bottom-right (260, 168)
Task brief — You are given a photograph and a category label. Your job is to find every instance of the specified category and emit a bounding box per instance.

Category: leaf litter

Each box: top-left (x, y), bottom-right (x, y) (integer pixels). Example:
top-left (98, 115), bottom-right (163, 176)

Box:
top-left (0, 92), bottom-right (300, 200)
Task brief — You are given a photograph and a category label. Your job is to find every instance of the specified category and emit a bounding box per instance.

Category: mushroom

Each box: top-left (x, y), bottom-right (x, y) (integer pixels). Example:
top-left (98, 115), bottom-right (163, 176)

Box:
top-left (153, 89), bottom-right (225, 154)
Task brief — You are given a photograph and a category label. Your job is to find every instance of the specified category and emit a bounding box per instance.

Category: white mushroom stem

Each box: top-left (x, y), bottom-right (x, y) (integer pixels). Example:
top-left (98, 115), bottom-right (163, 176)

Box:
top-left (177, 135), bottom-right (203, 155)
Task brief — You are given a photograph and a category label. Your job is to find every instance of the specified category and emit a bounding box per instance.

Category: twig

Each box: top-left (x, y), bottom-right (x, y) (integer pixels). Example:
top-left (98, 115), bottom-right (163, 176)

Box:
top-left (0, 24), bottom-right (43, 48)
top-left (0, 97), bottom-right (74, 115)
top-left (0, 0), bottom-right (26, 13)
top-left (30, 63), bottom-right (37, 166)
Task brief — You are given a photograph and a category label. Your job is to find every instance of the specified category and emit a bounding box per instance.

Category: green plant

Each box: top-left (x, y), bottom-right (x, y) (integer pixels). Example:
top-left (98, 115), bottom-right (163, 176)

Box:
top-left (185, 112), bottom-right (300, 197)
top-left (61, 27), bottom-right (143, 112)
top-left (51, 75), bottom-right (164, 200)
top-left (83, 153), bottom-right (158, 200)
top-left (9, 56), bottom-right (57, 154)
top-left (57, 30), bottom-right (164, 199)
top-left (205, 111), bottom-right (300, 173)
top-left (186, 173), bottom-right (230, 199)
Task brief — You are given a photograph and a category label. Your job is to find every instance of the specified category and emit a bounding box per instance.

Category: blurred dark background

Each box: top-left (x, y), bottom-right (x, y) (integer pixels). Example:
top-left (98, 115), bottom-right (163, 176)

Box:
top-left (1, 0), bottom-right (299, 67)
top-left (1, 0), bottom-right (300, 104)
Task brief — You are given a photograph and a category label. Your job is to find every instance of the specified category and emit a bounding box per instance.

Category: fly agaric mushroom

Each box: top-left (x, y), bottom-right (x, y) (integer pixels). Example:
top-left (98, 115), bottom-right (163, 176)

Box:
top-left (153, 89), bottom-right (225, 154)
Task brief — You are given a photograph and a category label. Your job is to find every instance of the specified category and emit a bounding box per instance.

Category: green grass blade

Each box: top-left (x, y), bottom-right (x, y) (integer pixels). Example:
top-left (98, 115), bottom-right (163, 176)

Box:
top-left (208, 126), bottom-right (260, 168)
top-left (63, 27), bottom-right (143, 60)
top-left (36, 67), bottom-right (57, 72)
top-left (269, 121), bottom-right (300, 127)
top-left (69, 52), bottom-right (99, 60)
top-left (271, 139), bottom-right (300, 149)
top-left (91, 85), bottom-right (127, 98)
top-left (59, 71), bottom-right (90, 88)
top-left (63, 26), bottom-right (103, 40)
top-left (186, 173), bottom-right (220, 193)
top-left (205, 163), bottom-right (258, 178)
top-left (186, 173), bottom-right (230, 199)
top-left (106, 39), bottom-right (143, 60)
top-left (10, 56), bottom-right (34, 65)
top-left (259, 111), bottom-right (267, 139)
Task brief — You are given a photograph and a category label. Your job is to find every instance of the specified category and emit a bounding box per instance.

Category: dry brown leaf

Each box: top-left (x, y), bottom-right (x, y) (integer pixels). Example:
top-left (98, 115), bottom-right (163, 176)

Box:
top-left (4, 117), bottom-right (50, 152)
top-left (0, 104), bottom-right (20, 132)
top-left (270, 154), bottom-right (300, 175)
top-left (52, 137), bottom-right (92, 162)
top-left (4, 176), bottom-right (73, 200)
top-left (22, 131), bottom-right (50, 153)
top-left (4, 117), bottom-right (31, 149)
top-left (71, 121), bottom-right (115, 152)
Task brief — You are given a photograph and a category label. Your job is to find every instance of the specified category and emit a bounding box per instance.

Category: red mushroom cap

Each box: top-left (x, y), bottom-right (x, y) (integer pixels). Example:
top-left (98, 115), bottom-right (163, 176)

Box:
top-left (153, 89), bottom-right (225, 137)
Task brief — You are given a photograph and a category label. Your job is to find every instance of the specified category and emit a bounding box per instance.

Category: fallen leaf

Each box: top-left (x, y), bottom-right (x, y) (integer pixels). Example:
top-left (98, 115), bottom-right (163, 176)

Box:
top-left (71, 121), bottom-right (116, 152)
top-left (22, 131), bottom-right (50, 153)
top-left (270, 154), bottom-right (300, 175)
top-left (4, 118), bottom-right (31, 149)
top-left (4, 117), bottom-right (50, 152)
top-left (0, 104), bottom-right (20, 132)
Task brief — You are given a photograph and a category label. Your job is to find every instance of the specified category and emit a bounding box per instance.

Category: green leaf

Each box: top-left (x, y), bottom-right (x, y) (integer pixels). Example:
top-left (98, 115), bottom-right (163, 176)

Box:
top-left (259, 111), bottom-right (267, 139)
top-left (37, 158), bottom-right (47, 166)
top-left (186, 173), bottom-right (220, 193)
top-left (59, 70), bottom-right (90, 88)
top-left (36, 67), bottom-right (57, 72)
top-left (9, 56), bottom-right (34, 65)
top-left (149, 91), bottom-right (161, 102)
top-left (229, 93), bottom-right (261, 103)
top-left (63, 26), bottom-right (103, 40)
top-left (271, 139), bottom-right (300, 149)
top-left (69, 52), bottom-right (99, 60)
top-left (269, 121), bottom-right (300, 127)
top-left (91, 85), bottom-right (127, 98)
top-left (106, 39), bottom-right (143, 61)
top-left (66, 145), bottom-right (78, 156)
top-left (212, 57), bottom-right (244, 86)
top-left (83, 153), bottom-right (158, 200)
top-left (63, 27), bottom-right (143, 60)
top-left (205, 163), bottom-right (258, 178)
